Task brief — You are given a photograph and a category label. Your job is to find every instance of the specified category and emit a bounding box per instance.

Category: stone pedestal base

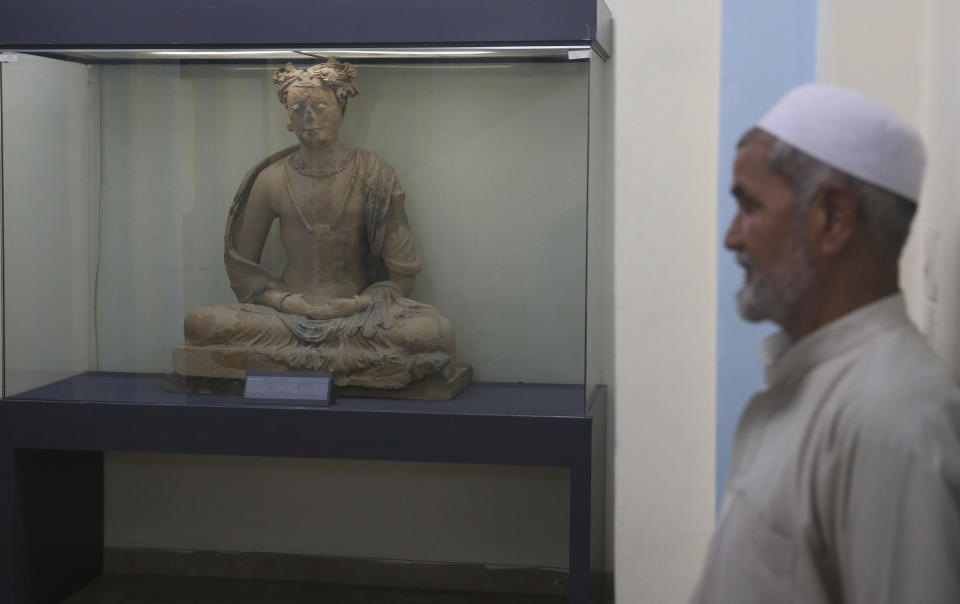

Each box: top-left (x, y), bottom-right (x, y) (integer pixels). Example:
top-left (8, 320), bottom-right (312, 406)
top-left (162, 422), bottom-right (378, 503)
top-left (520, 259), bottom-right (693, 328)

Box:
top-left (172, 345), bottom-right (285, 381)
top-left (170, 344), bottom-right (472, 400)
top-left (336, 364), bottom-right (472, 400)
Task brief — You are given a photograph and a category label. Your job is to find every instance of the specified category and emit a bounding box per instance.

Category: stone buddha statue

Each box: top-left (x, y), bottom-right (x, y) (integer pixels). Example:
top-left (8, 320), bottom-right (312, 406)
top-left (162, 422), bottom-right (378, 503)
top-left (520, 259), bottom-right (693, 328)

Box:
top-left (172, 59), bottom-right (465, 396)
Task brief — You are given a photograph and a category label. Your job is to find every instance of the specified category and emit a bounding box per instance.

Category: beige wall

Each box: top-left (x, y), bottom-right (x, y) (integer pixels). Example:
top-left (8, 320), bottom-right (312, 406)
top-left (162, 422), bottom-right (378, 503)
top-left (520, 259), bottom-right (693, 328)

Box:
top-left (608, 0), bottom-right (720, 601)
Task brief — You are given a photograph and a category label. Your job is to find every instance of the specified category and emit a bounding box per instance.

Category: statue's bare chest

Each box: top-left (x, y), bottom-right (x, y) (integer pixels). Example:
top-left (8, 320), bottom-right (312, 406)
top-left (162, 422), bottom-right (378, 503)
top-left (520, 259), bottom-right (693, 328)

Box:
top-left (277, 154), bottom-right (365, 239)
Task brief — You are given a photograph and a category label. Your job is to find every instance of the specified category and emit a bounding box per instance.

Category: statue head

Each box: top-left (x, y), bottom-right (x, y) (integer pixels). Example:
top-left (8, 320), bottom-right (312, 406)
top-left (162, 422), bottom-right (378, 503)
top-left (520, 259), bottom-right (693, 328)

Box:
top-left (272, 58), bottom-right (359, 114)
top-left (273, 59), bottom-right (359, 147)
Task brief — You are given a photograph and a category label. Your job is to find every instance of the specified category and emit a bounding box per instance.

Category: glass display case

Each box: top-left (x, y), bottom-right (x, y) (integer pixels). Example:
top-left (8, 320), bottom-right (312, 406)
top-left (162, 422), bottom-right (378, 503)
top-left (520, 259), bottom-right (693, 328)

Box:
top-left (0, 45), bottom-right (611, 408)
top-left (0, 3), bottom-right (612, 603)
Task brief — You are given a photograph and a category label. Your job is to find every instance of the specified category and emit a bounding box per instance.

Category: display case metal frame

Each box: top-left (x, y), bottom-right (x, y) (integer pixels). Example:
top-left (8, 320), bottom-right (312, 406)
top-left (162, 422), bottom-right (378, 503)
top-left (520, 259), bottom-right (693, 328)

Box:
top-left (0, 0), bottom-right (612, 57)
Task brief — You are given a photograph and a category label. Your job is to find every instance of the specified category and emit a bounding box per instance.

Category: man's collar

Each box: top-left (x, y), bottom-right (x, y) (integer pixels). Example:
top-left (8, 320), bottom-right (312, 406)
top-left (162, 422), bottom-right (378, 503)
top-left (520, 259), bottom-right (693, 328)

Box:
top-left (761, 293), bottom-right (908, 386)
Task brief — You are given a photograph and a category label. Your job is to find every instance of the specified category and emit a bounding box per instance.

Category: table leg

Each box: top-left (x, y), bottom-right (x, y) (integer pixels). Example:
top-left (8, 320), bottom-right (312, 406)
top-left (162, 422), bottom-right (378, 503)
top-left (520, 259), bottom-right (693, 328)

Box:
top-left (568, 452), bottom-right (592, 603)
top-left (8, 449), bottom-right (103, 604)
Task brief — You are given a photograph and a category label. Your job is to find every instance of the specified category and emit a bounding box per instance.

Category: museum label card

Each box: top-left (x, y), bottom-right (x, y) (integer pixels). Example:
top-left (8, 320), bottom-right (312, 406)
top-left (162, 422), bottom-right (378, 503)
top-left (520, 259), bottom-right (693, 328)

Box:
top-left (244, 371), bottom-right (334, 406)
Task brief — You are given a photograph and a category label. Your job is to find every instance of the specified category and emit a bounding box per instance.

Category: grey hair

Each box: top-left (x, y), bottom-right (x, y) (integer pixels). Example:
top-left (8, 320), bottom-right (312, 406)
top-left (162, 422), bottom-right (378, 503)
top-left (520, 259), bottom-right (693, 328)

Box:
top-left (739, 127), bottom-right (917, 261)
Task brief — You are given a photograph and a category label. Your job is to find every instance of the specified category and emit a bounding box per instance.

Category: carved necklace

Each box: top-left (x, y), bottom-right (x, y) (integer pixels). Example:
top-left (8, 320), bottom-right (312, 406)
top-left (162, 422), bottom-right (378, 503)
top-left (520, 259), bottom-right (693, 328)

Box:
top-left (287, 149), bottom-right (357, 179)
top-left (282, 157), bottom-right (361, 238)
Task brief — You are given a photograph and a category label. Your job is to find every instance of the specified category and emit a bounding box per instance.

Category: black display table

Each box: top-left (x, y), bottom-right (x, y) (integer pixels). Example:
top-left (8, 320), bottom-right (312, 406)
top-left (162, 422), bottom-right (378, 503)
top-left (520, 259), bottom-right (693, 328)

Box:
top-left (0, 373), bottom-right (606, 604)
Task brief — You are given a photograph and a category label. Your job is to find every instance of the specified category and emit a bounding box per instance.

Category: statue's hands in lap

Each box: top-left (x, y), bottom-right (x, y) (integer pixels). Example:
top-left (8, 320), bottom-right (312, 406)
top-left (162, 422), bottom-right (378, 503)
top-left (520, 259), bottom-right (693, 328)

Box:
top-left (356, 285), bottom-right (399, 332)
top-left (353, 281), bottom-right (438, 338)
top-left (278, 293), bottom-right (372, 320)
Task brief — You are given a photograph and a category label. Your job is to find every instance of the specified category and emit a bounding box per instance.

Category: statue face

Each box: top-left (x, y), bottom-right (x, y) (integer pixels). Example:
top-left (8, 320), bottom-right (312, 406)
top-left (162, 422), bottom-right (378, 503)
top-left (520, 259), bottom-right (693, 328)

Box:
top-left (286, 85), bottom-right (343, 147)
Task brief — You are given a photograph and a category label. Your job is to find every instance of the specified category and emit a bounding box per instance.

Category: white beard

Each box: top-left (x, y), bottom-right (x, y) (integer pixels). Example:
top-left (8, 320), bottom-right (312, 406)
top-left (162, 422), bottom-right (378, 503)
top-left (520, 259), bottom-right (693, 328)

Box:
top-left (735, 239), bottom-right (815, 325)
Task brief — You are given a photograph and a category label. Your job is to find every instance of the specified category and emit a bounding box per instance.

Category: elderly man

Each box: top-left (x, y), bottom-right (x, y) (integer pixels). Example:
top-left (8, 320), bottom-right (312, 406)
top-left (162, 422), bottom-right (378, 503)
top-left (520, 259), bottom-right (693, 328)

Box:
top-left (691, 84), bottom-right (960, 603)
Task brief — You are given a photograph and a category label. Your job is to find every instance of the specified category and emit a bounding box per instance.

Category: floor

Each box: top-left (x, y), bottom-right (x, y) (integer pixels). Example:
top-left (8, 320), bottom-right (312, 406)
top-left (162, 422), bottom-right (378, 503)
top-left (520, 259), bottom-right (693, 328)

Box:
top-left (63, 575), bottom-right (572, 604)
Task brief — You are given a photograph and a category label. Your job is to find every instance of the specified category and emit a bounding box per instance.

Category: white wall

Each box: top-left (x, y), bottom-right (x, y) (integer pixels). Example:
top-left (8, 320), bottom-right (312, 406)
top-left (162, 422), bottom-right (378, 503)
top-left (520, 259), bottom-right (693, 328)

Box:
top-left (608, 0), bottom-right (720, 601)
top-left (816, 0), bottom-right (926, 121)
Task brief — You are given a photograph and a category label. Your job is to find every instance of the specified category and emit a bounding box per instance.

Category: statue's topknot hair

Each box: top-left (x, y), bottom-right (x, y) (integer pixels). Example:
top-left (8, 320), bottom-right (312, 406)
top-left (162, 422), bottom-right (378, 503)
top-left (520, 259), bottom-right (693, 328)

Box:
top-left (272, 58), bottom-right (359, 111)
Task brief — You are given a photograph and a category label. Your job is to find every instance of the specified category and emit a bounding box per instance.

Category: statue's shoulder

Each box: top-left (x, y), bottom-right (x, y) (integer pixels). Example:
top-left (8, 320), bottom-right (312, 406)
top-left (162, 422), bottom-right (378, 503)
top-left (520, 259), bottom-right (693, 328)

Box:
top-left (263, 146), bottom-right (298, 172)
top-left (259, 156), bottom-right (288, 177)
top-left (248, 147), bottom-right (297, 188)
top-left (354, 148), bottom-right (380, 169)
top-left (246, 146), bottom-right (296, 174)
top-left (354, 148), bottom-right (398, 179)
top-left (231, 146), bottom-right (296, 209)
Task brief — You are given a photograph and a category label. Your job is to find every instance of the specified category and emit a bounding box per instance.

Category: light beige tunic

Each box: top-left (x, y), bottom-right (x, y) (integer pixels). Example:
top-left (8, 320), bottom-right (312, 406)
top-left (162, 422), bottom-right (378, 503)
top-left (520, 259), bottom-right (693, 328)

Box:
top-left (691, 294), bottom-right (960, 604)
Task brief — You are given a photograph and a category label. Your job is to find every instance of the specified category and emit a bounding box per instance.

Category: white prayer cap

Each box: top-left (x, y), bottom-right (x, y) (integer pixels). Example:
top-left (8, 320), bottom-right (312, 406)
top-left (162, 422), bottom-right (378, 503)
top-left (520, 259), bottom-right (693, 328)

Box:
top-left (757, 83), bottom-right (926, 202)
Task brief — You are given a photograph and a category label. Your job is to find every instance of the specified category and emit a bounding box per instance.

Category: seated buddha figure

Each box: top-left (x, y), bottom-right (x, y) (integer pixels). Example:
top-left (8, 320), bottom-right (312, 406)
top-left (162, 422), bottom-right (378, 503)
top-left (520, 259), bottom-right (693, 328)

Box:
top-left (177, 59), bottom-right (458, 390)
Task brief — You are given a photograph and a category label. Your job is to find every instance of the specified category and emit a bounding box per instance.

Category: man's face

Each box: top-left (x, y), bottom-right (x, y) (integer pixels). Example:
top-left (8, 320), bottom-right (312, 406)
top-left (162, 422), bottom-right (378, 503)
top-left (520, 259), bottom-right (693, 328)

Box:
top-left (286, 85), bottom-right (343, 147)
top-left (725, 137), bottom-right (816, 326)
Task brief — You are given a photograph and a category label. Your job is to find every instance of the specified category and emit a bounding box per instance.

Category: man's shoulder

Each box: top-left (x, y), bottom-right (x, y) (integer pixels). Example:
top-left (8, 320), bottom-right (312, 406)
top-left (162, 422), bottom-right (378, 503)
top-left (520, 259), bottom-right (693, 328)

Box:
top-left (851, 321), bottom-right (955, 398)
top-left (830, 323), bottom-right (960, 450)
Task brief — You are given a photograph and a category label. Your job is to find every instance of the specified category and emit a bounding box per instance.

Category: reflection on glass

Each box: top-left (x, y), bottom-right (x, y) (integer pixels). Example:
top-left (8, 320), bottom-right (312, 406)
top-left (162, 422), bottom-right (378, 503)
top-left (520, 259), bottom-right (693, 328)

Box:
top-left (0, 50), bottom-right (589, 398)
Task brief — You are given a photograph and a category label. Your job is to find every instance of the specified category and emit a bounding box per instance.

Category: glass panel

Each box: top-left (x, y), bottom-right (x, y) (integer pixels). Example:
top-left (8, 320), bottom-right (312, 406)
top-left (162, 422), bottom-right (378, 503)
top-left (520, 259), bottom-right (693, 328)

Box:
top-left (1, 49), bottom-right (589, 401)
top-left (1, 53), bottom-right (99, 395)
top-left (586, 50), bottom-right (613, 405)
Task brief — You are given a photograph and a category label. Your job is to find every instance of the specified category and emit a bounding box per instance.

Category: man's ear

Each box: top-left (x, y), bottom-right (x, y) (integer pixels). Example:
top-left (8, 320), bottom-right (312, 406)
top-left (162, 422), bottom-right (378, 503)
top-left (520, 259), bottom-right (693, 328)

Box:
top-left (806, 182), bottom-right (858, 257)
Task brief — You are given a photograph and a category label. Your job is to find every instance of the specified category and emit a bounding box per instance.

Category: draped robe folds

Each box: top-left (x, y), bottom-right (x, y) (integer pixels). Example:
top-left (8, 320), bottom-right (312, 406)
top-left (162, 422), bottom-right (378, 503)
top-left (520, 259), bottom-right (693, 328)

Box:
top-left (184, 146), bottom-right (456, 388)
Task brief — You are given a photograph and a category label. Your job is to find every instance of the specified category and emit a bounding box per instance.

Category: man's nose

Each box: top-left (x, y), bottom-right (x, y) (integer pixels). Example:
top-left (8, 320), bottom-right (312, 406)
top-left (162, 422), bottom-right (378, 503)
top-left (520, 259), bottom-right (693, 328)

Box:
top-left (724, 213), bottom-right (744, 250)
